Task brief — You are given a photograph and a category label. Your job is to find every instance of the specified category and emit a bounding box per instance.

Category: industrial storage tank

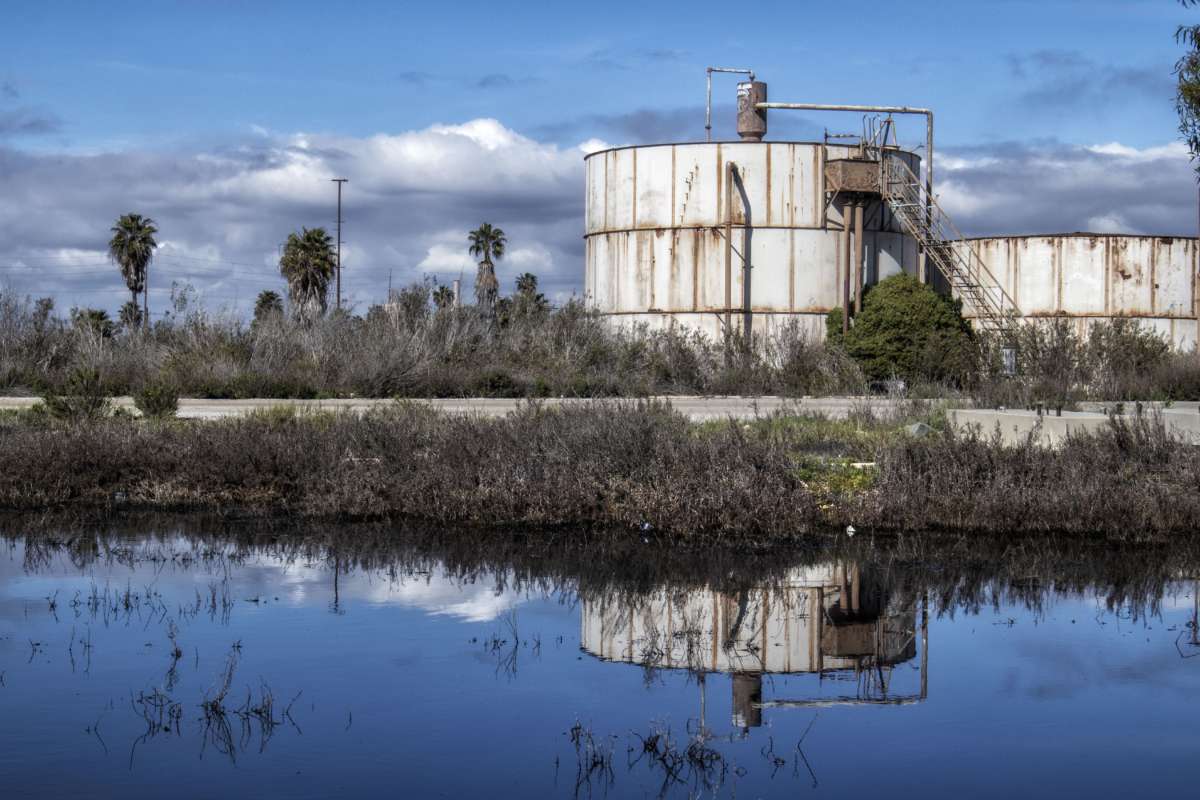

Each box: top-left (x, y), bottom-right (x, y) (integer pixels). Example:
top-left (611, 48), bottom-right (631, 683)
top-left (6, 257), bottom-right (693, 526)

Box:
top-left (583, 141), bottom-right (923, 339)
top-left (950, 234), bottom-right (1200, 349)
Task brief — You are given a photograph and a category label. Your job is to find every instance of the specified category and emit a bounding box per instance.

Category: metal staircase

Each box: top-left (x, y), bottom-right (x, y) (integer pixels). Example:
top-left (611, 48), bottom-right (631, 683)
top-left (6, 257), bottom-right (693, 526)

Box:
top-left (879, 154), bottom-right (1020, 335)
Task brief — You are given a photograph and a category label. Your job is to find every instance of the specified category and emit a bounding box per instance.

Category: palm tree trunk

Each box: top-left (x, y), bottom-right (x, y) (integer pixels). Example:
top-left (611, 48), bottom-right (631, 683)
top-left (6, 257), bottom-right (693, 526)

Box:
top-left (143, 266), bottom-right (149, 329)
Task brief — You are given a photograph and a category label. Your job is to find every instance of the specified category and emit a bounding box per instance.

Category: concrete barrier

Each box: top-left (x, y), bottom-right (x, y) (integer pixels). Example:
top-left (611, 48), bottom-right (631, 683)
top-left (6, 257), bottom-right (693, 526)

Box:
top-left (0, 395), bottom-right (913, 422)
top-left (950, 407), bottom-right (1200, 446)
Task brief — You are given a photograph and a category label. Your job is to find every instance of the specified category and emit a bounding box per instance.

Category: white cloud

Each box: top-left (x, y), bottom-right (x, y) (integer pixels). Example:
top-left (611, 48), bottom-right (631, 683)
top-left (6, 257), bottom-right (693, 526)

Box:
top-left (578, 137), bottom-right (613, 155)
top-left (1086, 213), bottom-right (1136, 234)
top-left (508, 242), bottom-right (554, 271)
top-left (0, 118), bottom-right (592, 316)
top-left (937, 139), bottom-right (1196, 236)
top-left (1085, 141), bottom-right (1188, 161)
top-left (417, 242), bottom-right (476, 273)
top-left (2, 125), bottom-right (1196, 317)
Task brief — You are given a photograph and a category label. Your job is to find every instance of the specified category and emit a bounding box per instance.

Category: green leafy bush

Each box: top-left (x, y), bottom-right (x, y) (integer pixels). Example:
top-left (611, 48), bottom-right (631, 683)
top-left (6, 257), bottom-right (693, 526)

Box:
top-left (828, 274), bottom-right (975, 383)
top-left (133, 378), bottom-right (180, 419)
top-left (42, 367), bottom-right (111, 422)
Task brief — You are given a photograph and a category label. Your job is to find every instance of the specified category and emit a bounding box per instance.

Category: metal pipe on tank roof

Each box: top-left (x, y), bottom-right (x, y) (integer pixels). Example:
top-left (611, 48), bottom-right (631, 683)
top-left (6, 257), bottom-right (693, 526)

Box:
top-left (705, 67), bottom-right (755, 142)
top-left (757, 101), bottom-right (935, 278)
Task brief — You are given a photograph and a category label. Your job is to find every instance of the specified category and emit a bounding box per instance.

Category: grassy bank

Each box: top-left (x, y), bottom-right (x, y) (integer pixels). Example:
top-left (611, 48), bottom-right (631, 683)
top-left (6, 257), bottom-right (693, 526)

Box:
top-left (1, 402), bottom-right (1197, 538)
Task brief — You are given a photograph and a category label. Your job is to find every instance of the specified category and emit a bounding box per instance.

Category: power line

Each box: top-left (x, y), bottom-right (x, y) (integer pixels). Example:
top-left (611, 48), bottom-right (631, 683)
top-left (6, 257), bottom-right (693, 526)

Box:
top-left (331, 178), bottom-right (348, 311)
top-left (0, 251), bottom-right (273, 269)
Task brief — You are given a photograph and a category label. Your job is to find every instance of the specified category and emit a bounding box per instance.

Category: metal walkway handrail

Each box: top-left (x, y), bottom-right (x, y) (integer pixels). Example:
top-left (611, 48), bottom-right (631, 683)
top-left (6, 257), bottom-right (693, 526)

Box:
top-left (880, 154), bottom-right (1021, 334)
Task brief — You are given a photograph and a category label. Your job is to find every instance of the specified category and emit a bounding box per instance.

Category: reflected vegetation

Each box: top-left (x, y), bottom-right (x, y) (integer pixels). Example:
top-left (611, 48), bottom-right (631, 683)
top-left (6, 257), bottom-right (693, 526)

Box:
top-left (2, 515), bottom-right (1200, 798)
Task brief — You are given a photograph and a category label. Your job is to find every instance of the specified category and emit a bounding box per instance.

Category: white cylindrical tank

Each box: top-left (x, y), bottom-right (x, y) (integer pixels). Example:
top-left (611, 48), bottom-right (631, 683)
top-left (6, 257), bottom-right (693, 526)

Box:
top-left (584, 142), bottom-right (922, 339)
top-left (950, 234), bottom-right (1200, 349)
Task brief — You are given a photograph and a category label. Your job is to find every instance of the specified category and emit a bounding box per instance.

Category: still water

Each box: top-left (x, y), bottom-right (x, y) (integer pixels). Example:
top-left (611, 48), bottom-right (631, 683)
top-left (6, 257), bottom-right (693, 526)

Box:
top-left (1, 527), bottom-right (1198, 798)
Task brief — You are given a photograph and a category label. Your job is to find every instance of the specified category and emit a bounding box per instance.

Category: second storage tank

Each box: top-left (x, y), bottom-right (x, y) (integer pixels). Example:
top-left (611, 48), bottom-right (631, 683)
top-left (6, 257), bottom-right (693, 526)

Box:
top-left (950, 233), bottom-right (1200, 349)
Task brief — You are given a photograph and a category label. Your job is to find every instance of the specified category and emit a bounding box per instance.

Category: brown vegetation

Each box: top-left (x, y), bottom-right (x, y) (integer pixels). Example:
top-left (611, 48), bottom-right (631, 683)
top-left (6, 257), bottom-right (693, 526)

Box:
top-left (0, 402), bottom-right (1197, 537)
top-left (4, 284), bottom-right (1199, 403)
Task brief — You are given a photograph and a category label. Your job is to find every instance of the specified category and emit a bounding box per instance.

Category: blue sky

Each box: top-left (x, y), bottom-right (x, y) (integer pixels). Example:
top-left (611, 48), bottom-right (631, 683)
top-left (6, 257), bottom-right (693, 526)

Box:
top-left (0, 0), bottom-right (1197, 315)
top-left (5, 0), bottom-right (1187, 148)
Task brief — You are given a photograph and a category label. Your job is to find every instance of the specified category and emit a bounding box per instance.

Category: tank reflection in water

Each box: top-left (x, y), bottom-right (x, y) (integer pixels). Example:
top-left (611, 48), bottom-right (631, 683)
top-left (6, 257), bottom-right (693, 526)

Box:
top-left (581, 562), bottom-right (925, 733)
top-left (1, 529), bottom-right (1199, 799)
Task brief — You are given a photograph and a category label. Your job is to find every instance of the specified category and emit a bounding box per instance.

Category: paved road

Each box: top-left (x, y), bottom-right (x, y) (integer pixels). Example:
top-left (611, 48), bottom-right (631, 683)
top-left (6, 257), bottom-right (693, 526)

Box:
top-left (0, 395), bottom-right (910, 421)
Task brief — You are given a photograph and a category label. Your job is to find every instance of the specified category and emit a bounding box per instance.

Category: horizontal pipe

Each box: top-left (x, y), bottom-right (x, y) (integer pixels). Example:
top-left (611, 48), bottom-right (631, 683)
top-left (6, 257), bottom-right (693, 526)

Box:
top-left (708, 66), bottom-right (756, 77)
top-left (756, 697), bottom-right (924, 708)
top-left (756, 102), bottom-right (929, 115)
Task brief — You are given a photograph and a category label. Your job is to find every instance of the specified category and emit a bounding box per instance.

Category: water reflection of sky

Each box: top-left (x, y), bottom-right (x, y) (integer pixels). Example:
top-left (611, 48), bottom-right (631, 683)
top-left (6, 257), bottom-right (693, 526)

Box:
top-left (0, 536), bottom-right (1198, 800)
top-left (0, 543), bottom-right (529, 626)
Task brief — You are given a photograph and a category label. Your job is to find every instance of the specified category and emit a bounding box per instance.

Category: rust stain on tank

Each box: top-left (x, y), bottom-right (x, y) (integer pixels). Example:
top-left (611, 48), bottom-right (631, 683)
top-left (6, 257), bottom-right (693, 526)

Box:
top-left (636, 230), bottom-right (654, 310)
top-left (630, 148), bottom-right (638, 229)
top-left (765, 144), bottom-right (772, 226)
top-left (677, 165), bottom-right (698, 226)
top-left (691, 230), bottom-right (700, 311)
top-left (1113, 237), bottom-right (1133, 280)
top-left (669, 146), bottom-right (676, 229)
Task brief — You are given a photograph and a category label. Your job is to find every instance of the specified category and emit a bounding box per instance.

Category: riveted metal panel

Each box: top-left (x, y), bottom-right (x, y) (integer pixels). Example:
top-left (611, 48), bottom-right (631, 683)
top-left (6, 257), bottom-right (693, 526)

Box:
top-left (633, 146), bottom-right (673, 230)
top-left (718, 143), bottom-right (768, 226)
top-left (791, 229), bottom-right (843, 311)
top-left (1106, 235), bottom-right (1152, 315)
top-left (605, 149), bottom-right (636, 231)
top-left (1057, 235), bottom-right (1108, 315)
top-left (748, 229), bottom-right (792, 310)
top-left (1014, 237), bottom-right (1058, 315)
top-left (585, 155), bottom-right (605, 234)
top-left (697, 228), bottom-right (736, 311)
top-left (1154, 237), bottom-right (1194, 317)
top-left (673, 146), bottom-right (718, 227)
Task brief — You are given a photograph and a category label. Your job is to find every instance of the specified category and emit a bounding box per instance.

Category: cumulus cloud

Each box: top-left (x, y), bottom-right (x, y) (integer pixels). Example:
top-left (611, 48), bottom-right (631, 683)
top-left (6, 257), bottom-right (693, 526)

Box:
top-left (0, 118), bottom-right (588, 316)
top-left (1, 114), bottom-right (1195, 318)
top-left (936, 139), bottom-right (1195, 237)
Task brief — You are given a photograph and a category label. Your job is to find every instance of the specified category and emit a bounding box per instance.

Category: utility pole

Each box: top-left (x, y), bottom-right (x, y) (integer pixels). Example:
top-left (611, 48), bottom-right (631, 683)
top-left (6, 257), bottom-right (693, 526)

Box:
top-left (331, 178), bottom-right (348, 311)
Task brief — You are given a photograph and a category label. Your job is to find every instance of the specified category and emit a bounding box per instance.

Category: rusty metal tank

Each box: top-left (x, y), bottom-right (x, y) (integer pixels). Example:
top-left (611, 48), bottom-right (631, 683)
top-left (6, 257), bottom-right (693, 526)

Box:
top-left (583, 141), bottom-right (922, 339)
top-left (950, 234), bottom-right (1200, 349)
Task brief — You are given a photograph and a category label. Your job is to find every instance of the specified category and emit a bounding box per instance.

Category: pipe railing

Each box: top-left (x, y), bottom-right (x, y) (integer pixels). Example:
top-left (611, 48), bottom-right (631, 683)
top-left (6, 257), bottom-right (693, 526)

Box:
top-left (705, 66), bottom-right (755, 142)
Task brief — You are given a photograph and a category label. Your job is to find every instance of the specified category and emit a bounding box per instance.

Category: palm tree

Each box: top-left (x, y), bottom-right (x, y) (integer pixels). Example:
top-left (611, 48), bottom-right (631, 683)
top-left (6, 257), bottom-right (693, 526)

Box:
top-left (514, 272), bottom-right (535, 295)
top-left (468, 222), bottom-right (505, 317)
top-left (278, 227), bottom-right (336, 320)
top-left (253, 290), bottom-right (284, 324)
top-left (513, 272), bottom-right (549, 315)
top-left (108, 213), bottom-right (158, 329)
top-left (118, 300), bottom-right (143, 332)
top-left (432, 284), bottom-right (455, 310)
top-left (71, 307), bottom-right (114, 339)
